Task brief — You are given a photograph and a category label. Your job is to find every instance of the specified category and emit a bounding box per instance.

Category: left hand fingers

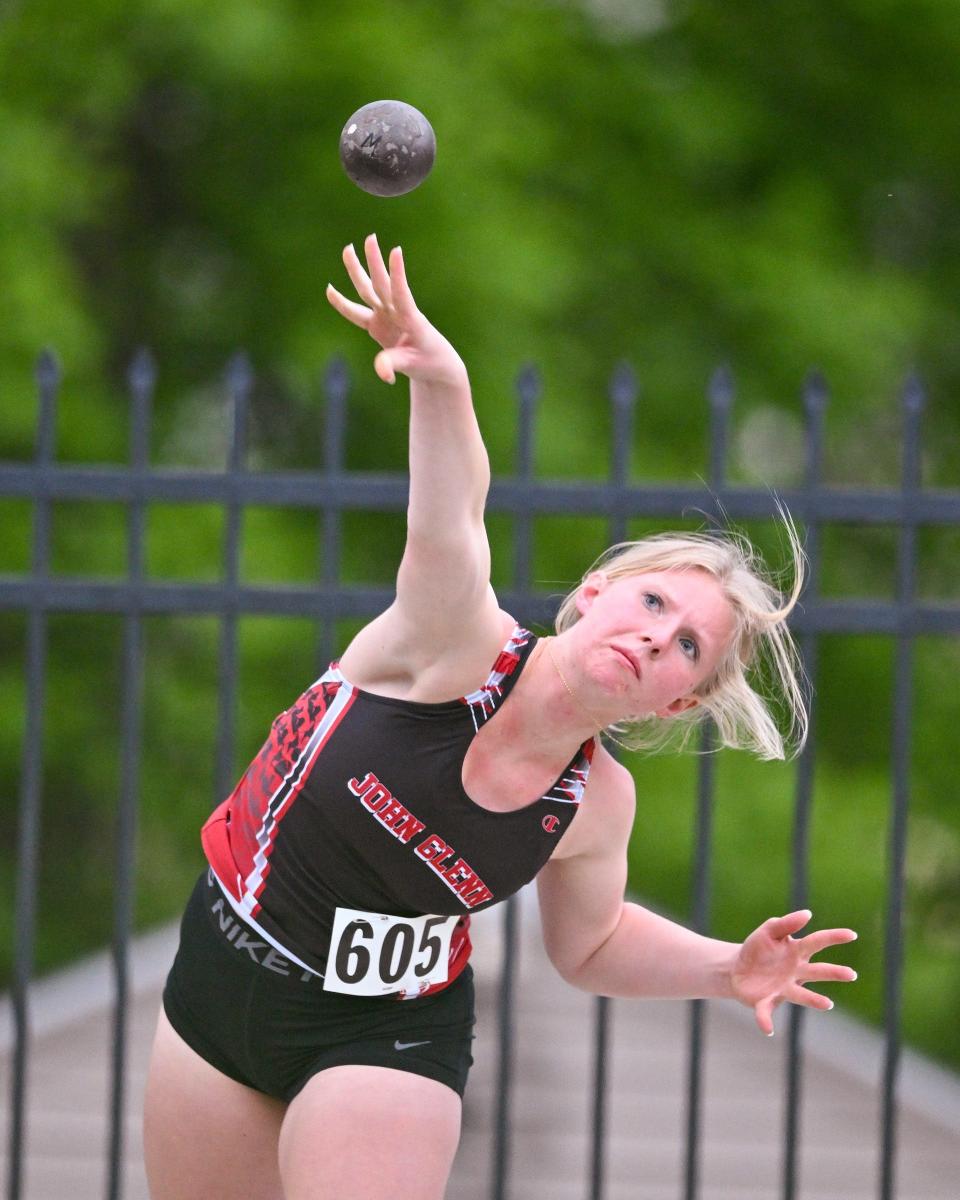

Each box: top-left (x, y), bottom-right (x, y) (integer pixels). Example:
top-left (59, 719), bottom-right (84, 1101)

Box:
top-left (797, 961), bottom-right (858, 985)
top-left (755, 985), bottom-right (835, 1035)
top-left (797, 928), bottom-right (858, 958)
top-left (784, 983), bottom-right (834, 1012)
top-left (754, 994), bottom-right (779, 1037)
top-left (762, 909), bottom-right (814, 940)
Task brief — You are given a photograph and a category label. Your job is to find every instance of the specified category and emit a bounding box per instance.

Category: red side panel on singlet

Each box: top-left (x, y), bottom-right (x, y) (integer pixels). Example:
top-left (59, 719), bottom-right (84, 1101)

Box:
top-left (202, 676), bottom-right (358, 903)
top-left (201, 626), bottom-right (594, 988)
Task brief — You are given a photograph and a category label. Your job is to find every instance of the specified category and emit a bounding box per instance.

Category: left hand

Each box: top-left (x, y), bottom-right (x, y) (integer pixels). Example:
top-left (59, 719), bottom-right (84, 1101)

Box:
top-left (730, 910), bottom-right (858, 1036)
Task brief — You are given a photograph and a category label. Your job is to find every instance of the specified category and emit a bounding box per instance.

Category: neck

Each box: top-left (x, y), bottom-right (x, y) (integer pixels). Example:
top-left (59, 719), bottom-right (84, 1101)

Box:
top-left (544, 638), bottom-right (603, 728)
top-left (496, 636), bottom-right (598, 754)
top-left (542, 636), bottom-right (634, 752)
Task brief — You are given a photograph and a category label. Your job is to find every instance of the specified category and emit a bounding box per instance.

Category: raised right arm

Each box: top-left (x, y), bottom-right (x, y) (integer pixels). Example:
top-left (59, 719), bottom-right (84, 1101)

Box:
top-left (326, 236), bottom-right (505, 680)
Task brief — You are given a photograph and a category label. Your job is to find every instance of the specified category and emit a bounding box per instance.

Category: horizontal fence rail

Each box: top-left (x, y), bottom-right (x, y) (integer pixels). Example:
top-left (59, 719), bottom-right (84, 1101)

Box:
top-left (1, 580), bottom-right (958, 635)
top-left (2, 349), bottom-right (958, 1200)
top-left (2, 463), bottom-right (960, 524)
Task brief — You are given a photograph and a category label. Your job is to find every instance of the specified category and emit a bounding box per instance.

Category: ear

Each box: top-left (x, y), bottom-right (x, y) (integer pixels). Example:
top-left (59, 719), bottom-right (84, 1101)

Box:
top-left (654, 695), bottom-right (700, 719)
top-left (575, 571), bottom-right (608, 616)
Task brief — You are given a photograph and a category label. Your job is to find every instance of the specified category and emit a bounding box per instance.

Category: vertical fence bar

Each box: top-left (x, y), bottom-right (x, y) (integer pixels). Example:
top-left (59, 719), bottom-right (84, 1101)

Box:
top-left (589, 999), bottom-right (611, 1200)
top-left (683, 366), bottom-right (732, 1200)
top-left (781, 371), bottom-right (827, 1200)
top-left (608, 362), bottom-right (636, 549)
top-left (493, 894), bottom-right (518, 1200)
top-left (707, 366), bottom-right (733, 508)
top-left (7, 350), bottom-right (58, 1200)
top-left (105, 350), bottom-right (154, 1200)
top-left (683, 732), bottom-right (714, 1200)
top-left (879, 375), bottom-right (923, 1200)
top-left (214, 354), bottom-right (251, 805)
top-left (492, 365), bottom-right (540, 1200)
top-left (587, 362), bottom-right (636, 1200)
top-left (319, 357), bottom-right (348, 671)
top-left (512, 364), bottom-right (539, 594)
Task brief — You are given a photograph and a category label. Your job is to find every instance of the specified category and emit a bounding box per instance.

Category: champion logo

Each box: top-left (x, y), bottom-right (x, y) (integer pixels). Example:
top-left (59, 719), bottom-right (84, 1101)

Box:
top-left (542, 814), bottom-right (560, 834)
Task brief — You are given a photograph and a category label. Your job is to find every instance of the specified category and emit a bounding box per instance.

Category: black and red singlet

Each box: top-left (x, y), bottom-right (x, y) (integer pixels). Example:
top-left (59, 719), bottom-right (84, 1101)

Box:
top-left (201, 625), bottom-right (594, 994)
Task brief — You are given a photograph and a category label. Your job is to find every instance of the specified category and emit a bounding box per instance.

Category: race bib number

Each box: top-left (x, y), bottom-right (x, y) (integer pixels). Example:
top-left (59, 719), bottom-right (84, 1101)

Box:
top-left (323, 907), bottom-right (458, 997)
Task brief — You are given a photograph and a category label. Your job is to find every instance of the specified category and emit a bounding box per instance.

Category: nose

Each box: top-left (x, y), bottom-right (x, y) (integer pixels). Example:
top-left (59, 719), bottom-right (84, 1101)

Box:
top-left (640, 633), bottom-right (661, 658)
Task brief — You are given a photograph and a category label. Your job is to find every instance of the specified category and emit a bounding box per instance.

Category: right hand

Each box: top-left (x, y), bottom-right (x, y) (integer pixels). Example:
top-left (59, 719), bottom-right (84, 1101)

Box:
top-left (326, 234), bottom-right (467, 388)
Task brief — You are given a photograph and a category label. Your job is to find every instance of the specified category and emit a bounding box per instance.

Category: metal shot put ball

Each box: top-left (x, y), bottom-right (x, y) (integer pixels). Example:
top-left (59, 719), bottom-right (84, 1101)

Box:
top-left (339, 100), bottom-right (436, 197)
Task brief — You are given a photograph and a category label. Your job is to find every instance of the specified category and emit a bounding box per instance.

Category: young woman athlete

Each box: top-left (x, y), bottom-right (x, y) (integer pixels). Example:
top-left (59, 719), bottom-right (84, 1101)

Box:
top-left (143, 234), bottom-right (858, 1200)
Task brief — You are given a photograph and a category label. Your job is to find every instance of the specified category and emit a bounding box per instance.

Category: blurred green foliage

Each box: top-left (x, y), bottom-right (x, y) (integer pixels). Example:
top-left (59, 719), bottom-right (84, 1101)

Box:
top-left (1, 0), bottom-right (958, 1070)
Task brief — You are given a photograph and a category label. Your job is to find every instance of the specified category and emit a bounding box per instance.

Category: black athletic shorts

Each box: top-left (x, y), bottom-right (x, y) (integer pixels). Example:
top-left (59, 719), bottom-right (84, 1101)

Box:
top-left (162, 869), bottom-right (476, 1101)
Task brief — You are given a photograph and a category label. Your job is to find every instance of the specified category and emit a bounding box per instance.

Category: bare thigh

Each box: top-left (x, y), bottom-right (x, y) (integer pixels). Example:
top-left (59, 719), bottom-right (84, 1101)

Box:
top-left (278, 1065), bottom-right (462, 1200)
top-left (143, 1007), bottom-right (287, 1200)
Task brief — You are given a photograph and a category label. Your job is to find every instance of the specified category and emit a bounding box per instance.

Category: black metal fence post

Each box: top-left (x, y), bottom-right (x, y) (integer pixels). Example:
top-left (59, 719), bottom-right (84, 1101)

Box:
top-left (214, 353), bottom-right (252, 806)
top-left (879, 375), bottom-right (924, 1200)
top-left (586, 362), bottom-right (639, 1200)
top-left (7, 350), bottom-right (58, 1200)
top-left (492, 363), bottom-right (541, 1200)
top-left (106, 349), bottom-right (154, 1200)
top-left (683, 364), bottom-right (733, 1200)
top-left (319, 357), bottom-right (348, 672)
top-left (780, 370), bottom-right (827, 1199)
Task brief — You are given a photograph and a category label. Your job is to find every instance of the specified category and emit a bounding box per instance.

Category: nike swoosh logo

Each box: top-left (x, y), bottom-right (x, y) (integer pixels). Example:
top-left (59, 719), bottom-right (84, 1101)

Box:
top-left (394, 1039), bottom-right (431, 1051)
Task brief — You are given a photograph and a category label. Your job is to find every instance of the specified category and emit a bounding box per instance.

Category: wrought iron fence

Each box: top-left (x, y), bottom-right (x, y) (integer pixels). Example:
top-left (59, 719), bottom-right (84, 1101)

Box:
top-left (2, 349), bottom-right (959, 1200)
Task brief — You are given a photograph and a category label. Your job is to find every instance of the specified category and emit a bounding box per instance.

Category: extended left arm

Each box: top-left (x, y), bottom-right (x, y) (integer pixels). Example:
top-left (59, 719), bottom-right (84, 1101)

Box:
top-left (538, 763), bottom-right (858, 1035)
top-left (553, 894), bottom-right (741, 1001)
top-left (537, 840), bottom-right (740, 1001)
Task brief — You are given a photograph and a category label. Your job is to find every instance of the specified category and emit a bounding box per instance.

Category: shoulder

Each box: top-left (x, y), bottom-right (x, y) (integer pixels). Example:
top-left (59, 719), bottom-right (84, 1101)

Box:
top-left (549, 744), bottom-right (636, 862)
top-left (337, 605), bottom-right (518, 701)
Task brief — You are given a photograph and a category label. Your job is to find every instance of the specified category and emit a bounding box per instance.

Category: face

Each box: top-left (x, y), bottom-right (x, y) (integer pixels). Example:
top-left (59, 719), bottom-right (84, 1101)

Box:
top-left (572, 567), bottom-right (735, 720)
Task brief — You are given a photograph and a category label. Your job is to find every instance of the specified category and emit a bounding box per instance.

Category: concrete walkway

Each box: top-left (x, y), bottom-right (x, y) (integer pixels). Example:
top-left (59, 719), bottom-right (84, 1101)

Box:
top-left (2, 890), bottom-right (958, 1199)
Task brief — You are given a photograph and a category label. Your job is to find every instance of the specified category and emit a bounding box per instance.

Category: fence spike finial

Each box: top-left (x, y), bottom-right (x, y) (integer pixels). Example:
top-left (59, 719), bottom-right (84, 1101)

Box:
top-left (609, 360), bottom-right (638, 408)
top-left (324, 354), bottom-right (350, 402)
top-left (902, 372), bottom-right (925, 415)
top-left (708, 363), bottom-right (734, 410)
top-left (802, 369), bottom-right (829, 414)
top-left (516, 362), bottom-right (542, 405)
top-left (36, 348), bottom-right (60, 391)
top-left (127, 347), bottom-right (157, 395)
top-left (225, 350), bottom-right (254, 397)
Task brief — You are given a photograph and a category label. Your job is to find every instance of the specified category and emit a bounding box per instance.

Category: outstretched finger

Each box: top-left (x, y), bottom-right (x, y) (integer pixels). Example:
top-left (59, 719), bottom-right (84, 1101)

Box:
top-left (799, 928), bottom-right (858, 958)
top-left (388, 246), bottom-right (419, 321)
top-left (342, 243), bottom-right (381, 310)
top-left (798, 961), bottom-right (858, 985)
top-left (754, 995), bottom-right (777, 1037)
top-left (763, 910), bottom-right (813, 941)
top-left (363, 233), bottom-right (392, 304)
top-left (785, 983), bottom-right (834, 1012)
top-left (325, 283), bottom-right (373, 329)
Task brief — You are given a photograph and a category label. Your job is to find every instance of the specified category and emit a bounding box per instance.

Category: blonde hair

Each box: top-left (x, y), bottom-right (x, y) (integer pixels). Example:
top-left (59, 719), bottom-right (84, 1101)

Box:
top-left (554, 514), bottom-right (807, 760)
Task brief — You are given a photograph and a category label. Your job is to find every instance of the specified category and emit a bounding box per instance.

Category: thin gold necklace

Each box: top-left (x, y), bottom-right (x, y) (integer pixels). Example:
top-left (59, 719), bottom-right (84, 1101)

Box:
top-left (542, 636), bottom-right (634, 752)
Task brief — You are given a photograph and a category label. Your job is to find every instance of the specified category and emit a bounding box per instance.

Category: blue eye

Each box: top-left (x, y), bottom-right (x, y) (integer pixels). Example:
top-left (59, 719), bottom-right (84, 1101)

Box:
top-left (643, 592), bottom-right (662, 611)
top-left (679, 637), bottom-right (699, 662)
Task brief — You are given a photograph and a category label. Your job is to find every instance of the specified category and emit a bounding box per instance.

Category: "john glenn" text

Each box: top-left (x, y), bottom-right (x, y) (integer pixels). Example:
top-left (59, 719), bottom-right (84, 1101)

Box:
top-left (347, 771), bottom-right (494, 909)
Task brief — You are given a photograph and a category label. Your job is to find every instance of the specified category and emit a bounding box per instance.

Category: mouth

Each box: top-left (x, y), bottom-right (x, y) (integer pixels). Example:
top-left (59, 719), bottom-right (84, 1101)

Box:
top-left (611, 645), bottom-right (640, 679)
